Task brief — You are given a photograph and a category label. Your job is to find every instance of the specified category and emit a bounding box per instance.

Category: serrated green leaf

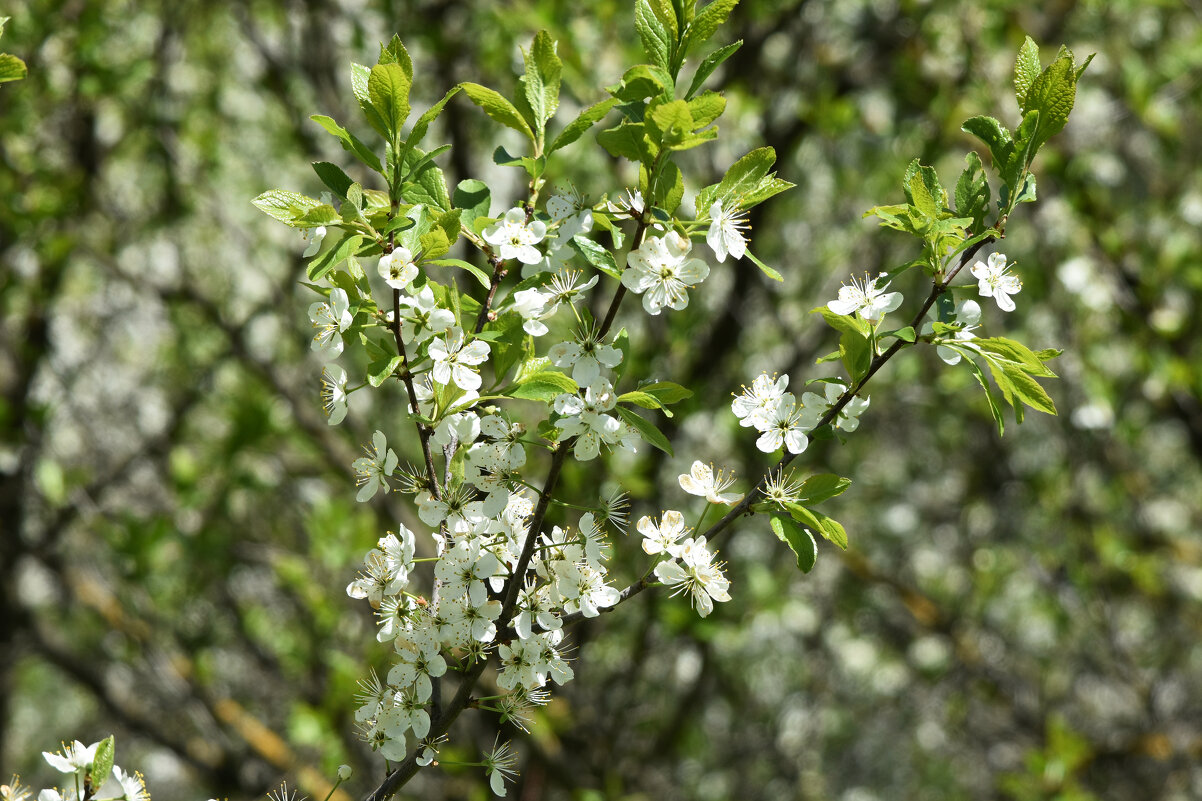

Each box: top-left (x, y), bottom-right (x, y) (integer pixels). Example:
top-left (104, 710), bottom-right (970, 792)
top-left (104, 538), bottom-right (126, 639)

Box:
top-left (569, 235), bottom-right (621, 279)
top-left (312, 161), bottom-right (354, 200)
top-left (707, 146), bottom-right (776, 208)
top-left (419, 228), bottom-right (451, 260)
top-left (367, 355), bottom-right (404, 387)
top-left (311, 114), bottom-right (382, 173)
top-left (368, 62), bottom-right (411, 141)
top-left (635, 0), bottom-right (674, 71)
top-left (840, 329), bottom-right (872, 383)
top-left (404, 85), bottom-right (461, 153)
top-left (966, 356), bottom-right (1006, 435)
top-left (784, 503), bottom-right (848, 550)
top-left (453, 178), bottom-right (491, 231)
top-left (954, 151), bottom-right (991, 232)
top-left (903, 158), bottom-right (948, 220)
top-left (961, 115), bottom-right (1012, 171)
top-left (686, 40), bottom-right (742, 99)
top-left (378, 35), bottom-right (413, 77)
top-left (549, 97), bottom-right (618, 154)
top-left (507, 370), bottom-right (580, 402)
top-left (1002, 363), bottom-right (1057, 416)
top-left (252, 189), bottom-right (324, 227)
top-left (680, 0), bottom-right (739, 67)
top-left (647, 99), bottom-right (694, 146)
top-left (524, 30), bottom-right (562, 135)
top-left (401, 146), bottom-right (451, 210)
top-left (90, 735), bottom-right (116, 788)
top-left (427, 258), bottom-right (491, 290)
top-left (1024, 53), bottom-right (1078, 153)
top-left (687, 91), bottom-right (726, 128)
top-left (771, 515), bottom-right (817, 574)
top-left (616, 406), bottom-right (673, 455)
top-left (813, 305), bottom-right (871, 337)
top-left (597, 121), bottom-right (656, 163)
top-left (618, 390), bottom-right (665, 413)
top-left (638, 380), bottom-right (693, 405)
top-left (796, 474), bottom-right (852, 505)
top-left (976, 337), bottom-right (1057, 377)
top-left (0, 52), bottom-right (26, 83)
top-left (461, 82), bottom-right (535, 141)
top-left (649, 160), bottom-right (684, 214)
top-left (1014, 36), bottom-right (1041, 111)
top-left (307, 233), bottom-right (363, 282)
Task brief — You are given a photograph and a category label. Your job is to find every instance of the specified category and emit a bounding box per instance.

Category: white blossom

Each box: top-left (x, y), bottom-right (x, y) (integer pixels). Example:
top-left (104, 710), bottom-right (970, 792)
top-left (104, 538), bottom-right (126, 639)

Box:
top-left (308, 288), bottom-right (352, 361)
top-left (378, 246), bottom-right (419, 291)
top-left (548, 333), bottom-right (622, 386)
top-left (638, 510), bottom-right (689, 558)
top-left (396, 284), bottom-right (455, 344)
top-left (321, 364), bottom-right (348, 425)
top-left (621, 232), bottom-right (710, 315)
top-left (654, 536), bottom-right (730, 617)
top-left (483, 207), bottom-right (547, 265)
top-left (827, 272), bottom-right (903, 323)
top-left (678, 461), bottom-right (740, 505)
top-left (731, 373), bottom-right (789, 430)
top-left (352, 430), bottom-right (398, 502)
top-left (301, 225), bottom-right (327, 257)
top-left (755, 393), bottom-right (812, 454)
top-left (429, 327), bottom-right (491, 391)
top-left (971, 252), bottom-right (1023, 312)
top-left (706, 200), bottom-right (749, 262)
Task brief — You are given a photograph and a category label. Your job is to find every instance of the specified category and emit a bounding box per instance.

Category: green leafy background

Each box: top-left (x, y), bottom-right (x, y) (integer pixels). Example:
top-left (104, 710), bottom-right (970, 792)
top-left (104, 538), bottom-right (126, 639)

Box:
top-left (2, 2), bottom-right (1200, 800)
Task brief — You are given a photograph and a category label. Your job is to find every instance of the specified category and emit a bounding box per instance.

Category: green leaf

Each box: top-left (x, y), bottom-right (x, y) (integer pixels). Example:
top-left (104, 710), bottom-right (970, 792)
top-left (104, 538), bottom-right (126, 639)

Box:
top-left (703, 146), bottom-right (776, 209)
top-left (91, 736), bottom-right (116, 788)
top-left (616, 406), bottom-right (673, 455)
top-left (840, 328), bottom-right (871, 383)
top-left (744, 250), bottom-right (783, 281)
top-left (252, 189), bottom-right (324, 227)
top-left (635, 0), bottom-right (674, 71)
top-left (0, 52), bottom-right (26, 83)
top-left (954, 151), bottom-right (991, 232)
top-left (796, 474), bottom-right (852, 505)
top-left (638, 380), bottom-right (694, 405)
top-left (1002, 363), bottom-right (1057, 415)
top-left (453, 179), bottom-right (491, 231)
top-left (460, 82), bottom-right (535, 141)
top-left (367, 355), bottom-right (404, 387)
top-left (686, 40), bottom-right (742, 99)
top-left (680, 0), bottom-right (739, 67)
top-left (310, 114), bottom-right (382, 173)
top-left (771, 515), bottom-right (817, 574)
top-left (618, 390), bottom-right (665, 412)
top-left (307, 233), bottom-right (363, 282)
top-left (378, 35), bottom-right (413, 77)
top-left (1014, 36), bottom-right (1041, 111)
top-left (903, 158), bottom-right (949, 220)
top-left (976, 337), bottom-right (1057, 377)
top-left (524, 30), bottom-right (562, 135)
top-left (368, 62), bottom-right (412, 141)
top-left (419, 227), bottom-right (451, 260)
top-left (597, 121), bottom-right (656, 163)
top-left (1024, 52), bottom-right (1079, 153)
top-left (401, 146), bottom-right (451, 210)
top-left (961, 115), bottom-right (1013, 171)
top-left (882, 325), bottom-right (916, 343)
top-left (568, 235), bottom-right (621, 279)
top-left (687, 91), bottom-right (726, 128)
top-left (784, 503), bottom-right (848, 550)
top-left (427, 258), bottom-right (491, 290)
top-left (647, 99), bottom-right (695, 147)
top-left (813, 305), bottom-right (871, 338)
top-left (965, 357), bottom-right (1006, 436)
top-left (549, 97), bottom-right (619, 154)
top-left (312, 162), bottom-right (354, 200)
top-left (404, 85), bottom-right (462, 152)
top-left (507, 370), bottom-right (579, 402)
top-left (649, 160), bottom-right (684, 215)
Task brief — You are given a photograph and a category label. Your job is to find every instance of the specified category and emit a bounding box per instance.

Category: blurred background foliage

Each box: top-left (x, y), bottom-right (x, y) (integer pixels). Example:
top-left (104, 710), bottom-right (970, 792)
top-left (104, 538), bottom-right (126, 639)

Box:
top-left (2, 1), bottom-right (1201, 800)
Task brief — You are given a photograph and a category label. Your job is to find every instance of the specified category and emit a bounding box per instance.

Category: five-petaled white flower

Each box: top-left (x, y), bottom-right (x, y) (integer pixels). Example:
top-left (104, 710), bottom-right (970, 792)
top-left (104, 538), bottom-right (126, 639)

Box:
top-left (801, 381), bottom-right (869, 433)
top-left (429, 327), bottom-right (491, 391)
top-left (679, 461), bottom-right (740, 504)
top-left (308, 288), bottom-right (352, 361)
top-left (706, 200), bottom-right (749, 262)
top-left (352, 430), bottom-right (398, 502)
top-left (971, 252), bottom-right (1022, 312)
top-left (637, 510), bottom-right (689, 557)
top-left (731, 373), bottom-right (790, 430)
top-left (547, 332), bottom-right (622, 386)
top-left (827, 272), bottom-right (903, 324)
top-left (395, 284), bottom-right (455, 344)
top-left (42, 740), bottom-right (97, 775)
top-left (621, 232), bottom-right (710, 315)
top-left (483, 207), bottom-right (547, 265)
top-left (378, 247), bottom-right (419, 291)
top-left (755, 393), bottom-right (814, 454)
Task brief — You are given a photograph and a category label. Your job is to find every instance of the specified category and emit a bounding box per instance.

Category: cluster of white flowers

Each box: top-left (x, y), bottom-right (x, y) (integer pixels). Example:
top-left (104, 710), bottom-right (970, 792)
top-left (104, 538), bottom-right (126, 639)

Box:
top-left (637, 511), bottom-right (730, 617)
top-left (731, 373), bottom-right (869, 453)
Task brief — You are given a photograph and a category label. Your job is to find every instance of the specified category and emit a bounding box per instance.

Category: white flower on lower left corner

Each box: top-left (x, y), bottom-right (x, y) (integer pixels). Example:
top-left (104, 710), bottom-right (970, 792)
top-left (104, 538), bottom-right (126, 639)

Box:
top-left (353, 431), bottom-right (398, 502)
